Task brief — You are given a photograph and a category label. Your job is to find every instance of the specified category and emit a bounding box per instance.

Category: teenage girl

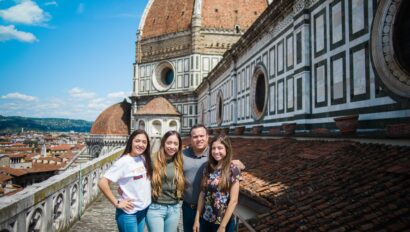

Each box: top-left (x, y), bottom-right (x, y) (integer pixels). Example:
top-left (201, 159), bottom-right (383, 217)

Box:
top-left (146, 130), bottom-right (185, 232)
top-left (193, 135), bottom-right (241, 232)
top-left (98, 129), bottom-right (152, 232)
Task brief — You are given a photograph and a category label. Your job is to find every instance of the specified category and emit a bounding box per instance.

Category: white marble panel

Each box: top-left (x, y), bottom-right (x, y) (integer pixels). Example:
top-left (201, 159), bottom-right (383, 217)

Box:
top-left (278, 43), bottom-right (284, 72)
top-left (263, 53), bottom-right (268, 67)
top-left (269, 48), bottom-right (275, 76)
top-left (287, 36), bottom-right (294, 67)
top-left (243, 70), bottom-right (247, 89)
top-left (178, 60), bottom-right (183, 73)
top-left (332, 58), bottom-right (344, 99)
top-left (212, 58), bottom-right (219, 69)
top-left (352, 48), bottom-right (366, 95)
top-left (241, 97), bottom-right (245, 117)
top-left (141, 66), bottom-right (145, 77)
top-left (278, 81), bottom-right (284, 110)
top-left (352, 0), bottom-right (365, 34)
top-left (184, 59), bottom-right (189, 72)
top-left (270, 85), bottom-right (275, 112)
top-left (203, 57), bottom-right (210, 71)
top-left (246, 95), bottom-right (250, 117)
top-left (287, 78), bottom-right (294, 108)
top-left (237, 74), bottom-right (241, 93)
top-left (315, 13), bottom-right (325, 52)
top-left (146, 80), bottom-right (150, 91)
top-left (184, 74), bottom-right (189, 87)
top-left (146, 65), bottom-right (151, 76)
top-left (316, 65), bottom-right (326, 103)
top-left (177, 75), bottom-right (183, 88)
top-left (331, 1), bottom-right (343, 43)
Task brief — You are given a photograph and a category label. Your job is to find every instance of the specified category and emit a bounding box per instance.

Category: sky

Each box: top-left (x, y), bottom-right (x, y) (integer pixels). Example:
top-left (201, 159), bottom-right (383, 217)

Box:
top-left (0, 0), bottom-right (148, 121)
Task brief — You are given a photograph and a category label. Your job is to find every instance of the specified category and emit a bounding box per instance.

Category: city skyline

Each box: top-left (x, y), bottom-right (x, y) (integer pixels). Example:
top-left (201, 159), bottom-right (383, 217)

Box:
top-left (0, 0), bottom-right (148, 121)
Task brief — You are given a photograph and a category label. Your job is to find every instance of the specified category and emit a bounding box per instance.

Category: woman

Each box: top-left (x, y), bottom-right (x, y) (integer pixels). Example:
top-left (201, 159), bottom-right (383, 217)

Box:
top-left (146, 130), bottom-right (185, 232)
top-left (193, 135), bottom-right (241, 232)
top-left (98, 129), bottom-right (152, 232)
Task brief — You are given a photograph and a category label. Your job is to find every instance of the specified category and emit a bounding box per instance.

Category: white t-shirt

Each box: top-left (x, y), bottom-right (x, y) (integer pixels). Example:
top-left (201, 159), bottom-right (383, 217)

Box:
top-left (103, 154), bottom-right (151, 214)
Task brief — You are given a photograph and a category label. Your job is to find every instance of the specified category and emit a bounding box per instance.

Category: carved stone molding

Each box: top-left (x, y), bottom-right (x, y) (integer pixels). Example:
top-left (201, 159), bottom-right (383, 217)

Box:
top-left (371, 0), bottom-right (410, 98)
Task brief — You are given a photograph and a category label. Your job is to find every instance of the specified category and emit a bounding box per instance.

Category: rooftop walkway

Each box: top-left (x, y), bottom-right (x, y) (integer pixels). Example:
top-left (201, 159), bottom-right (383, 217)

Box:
top-left (68, 136), bottom-right (410, 232)
top-left (69, 192), bottom-right (118, 232)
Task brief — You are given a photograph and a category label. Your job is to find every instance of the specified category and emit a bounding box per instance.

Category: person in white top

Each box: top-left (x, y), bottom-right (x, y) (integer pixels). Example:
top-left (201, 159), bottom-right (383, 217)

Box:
top-left (98, 129), bottom-right (153, 232)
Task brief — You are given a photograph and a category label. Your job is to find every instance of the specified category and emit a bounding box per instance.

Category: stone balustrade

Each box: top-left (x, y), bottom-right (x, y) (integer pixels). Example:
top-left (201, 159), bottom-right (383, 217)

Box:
top-left (0, 147), bottom-right (124, 232)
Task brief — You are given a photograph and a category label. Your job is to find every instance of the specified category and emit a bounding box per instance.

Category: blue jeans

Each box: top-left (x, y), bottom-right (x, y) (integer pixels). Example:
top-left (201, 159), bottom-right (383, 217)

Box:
top-left (115, 208), bottom-right (148, 232)
top-left (146, 202), bottom-right (181, 232)
top-left (182, 201), bottom-right (197, 232)
top-left (200, 217), bottom-right (236, 232)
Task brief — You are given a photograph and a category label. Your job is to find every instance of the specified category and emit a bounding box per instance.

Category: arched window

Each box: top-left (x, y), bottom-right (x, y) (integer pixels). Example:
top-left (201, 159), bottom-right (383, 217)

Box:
top-left (216, 91), bottom-right (223, 126)
top-left (169, 120), bottom-right (178, 131)
top-left (138, 120), bottom-right (146, 130)
top-left (152, 120), bottom-right (162, 136)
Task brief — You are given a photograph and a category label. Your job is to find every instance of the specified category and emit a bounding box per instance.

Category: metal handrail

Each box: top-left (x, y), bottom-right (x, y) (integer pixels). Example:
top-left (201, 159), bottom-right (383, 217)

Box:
top-left (233, 211), bottom-right (257, 232)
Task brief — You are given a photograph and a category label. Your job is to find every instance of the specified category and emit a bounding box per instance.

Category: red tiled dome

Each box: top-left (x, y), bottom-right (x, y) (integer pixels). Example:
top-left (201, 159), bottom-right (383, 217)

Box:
top-left (135, 97), bottom-right (180, 115)
top-left (140, 0), bottom-right (268, 39)
top-left (90, 100), bottom-right (130, 135)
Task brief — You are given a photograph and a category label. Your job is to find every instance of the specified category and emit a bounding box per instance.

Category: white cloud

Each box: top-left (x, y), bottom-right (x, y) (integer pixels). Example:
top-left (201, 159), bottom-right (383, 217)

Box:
top-left (68, 87), bottom-right (96, 99)
top-left (0, 1), bottom-right (51, 25)
top-left (45, 1), bottom-right (58, 7)
top-left (0, 25), bottom-right (37, 42)
top-left (107, 91), bottom-right (130, 99)
top-left (87, 98), bottom-right (108, 111)
top-left (76, 3), bottom-right (84, 14)
top-left (1, 92), bottom-right (37, 101)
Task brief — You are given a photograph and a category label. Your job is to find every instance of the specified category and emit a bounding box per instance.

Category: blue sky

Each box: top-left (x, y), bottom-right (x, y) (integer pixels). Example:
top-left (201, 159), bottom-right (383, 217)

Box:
top-left (0, 0), bottom-right (148, 121)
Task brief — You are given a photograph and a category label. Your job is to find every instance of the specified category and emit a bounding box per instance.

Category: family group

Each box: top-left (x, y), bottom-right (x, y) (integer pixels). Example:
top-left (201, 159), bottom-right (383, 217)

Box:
top-left (98, 125), bottom-right (244, 232)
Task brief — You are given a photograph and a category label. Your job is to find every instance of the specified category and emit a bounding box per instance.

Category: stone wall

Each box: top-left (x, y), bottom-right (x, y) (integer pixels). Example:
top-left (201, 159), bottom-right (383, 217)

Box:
top-left (0, 148), bottom-right (123, 232)
top-left (197, 0), bottom-right (410, 132)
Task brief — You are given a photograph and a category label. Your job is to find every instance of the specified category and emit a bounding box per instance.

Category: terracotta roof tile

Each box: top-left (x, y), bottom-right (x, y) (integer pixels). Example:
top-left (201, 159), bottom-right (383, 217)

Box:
top-left (208, 138), bottom-right (410, 231)
top-left (0, 167), bottom-right (28, 176)
top-left (90, 100), bottom-right (131, 135)
top-left (135, 97), bottom-right (180, 116)
top-left (0, 173), bottom-right (12, 183)
top-left (50, 144), bottom-right (72, 151)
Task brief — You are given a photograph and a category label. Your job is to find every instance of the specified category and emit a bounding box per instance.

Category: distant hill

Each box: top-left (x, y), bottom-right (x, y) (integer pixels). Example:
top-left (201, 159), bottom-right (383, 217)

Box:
top-left (0, 115), bottom-right (93, 133)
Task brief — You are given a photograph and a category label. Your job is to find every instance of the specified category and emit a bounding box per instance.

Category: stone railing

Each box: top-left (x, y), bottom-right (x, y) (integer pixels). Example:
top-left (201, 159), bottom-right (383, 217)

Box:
top-left (0, 147), bottom-right (124, 232)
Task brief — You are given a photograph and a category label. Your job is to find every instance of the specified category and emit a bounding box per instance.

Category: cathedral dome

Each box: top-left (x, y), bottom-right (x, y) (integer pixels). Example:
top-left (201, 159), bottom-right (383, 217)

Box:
top-left (139, 0), bottom-right (268, 40)
top-left (135, 97), bottom-right (181, 116)
top-left (90, 100), bottom-right (131, 135)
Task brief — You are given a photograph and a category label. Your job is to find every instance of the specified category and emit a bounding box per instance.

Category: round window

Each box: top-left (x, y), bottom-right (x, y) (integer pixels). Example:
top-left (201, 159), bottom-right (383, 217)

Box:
top-left (153, 61), bottom-right (175, 91)
top-left (161, 68), bottom-right (174, 86)
top-left (251, 64), bottom-right (268, 120)
top-left (393, 0), bottom-right (410, 74)
top-left (371, 0), bottom-right (410, 98)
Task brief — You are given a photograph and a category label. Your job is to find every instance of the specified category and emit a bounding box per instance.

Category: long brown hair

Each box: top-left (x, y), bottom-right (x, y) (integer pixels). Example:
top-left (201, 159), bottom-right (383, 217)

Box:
top-left (201, 134), bottom-right (233, 192)
top-left (123, 129), bottom-right (152, 178)
top-left (151, 131), bottom-right (185, 200)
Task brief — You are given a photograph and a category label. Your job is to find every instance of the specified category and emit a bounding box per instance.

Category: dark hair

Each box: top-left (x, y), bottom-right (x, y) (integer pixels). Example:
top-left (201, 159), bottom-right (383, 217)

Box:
top-left (123, 129), bottom-right (152, 178)
top-left (160, 130), bottom-right (182, 152)
top-left (189, 124), bottom-right (208, 136)
top-left (201, 134), bottom-right (233, 192)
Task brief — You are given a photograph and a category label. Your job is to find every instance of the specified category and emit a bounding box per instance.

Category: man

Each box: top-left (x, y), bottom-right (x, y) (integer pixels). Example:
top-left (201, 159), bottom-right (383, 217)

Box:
top-left (182, 124), bottom-right (244, 232)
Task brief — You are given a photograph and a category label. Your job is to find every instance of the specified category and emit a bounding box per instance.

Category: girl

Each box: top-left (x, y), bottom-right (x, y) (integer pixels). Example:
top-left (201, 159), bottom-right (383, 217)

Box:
top-left (98, 129), bottom-right (152, 232)
top-left (193, 135), bottom-right (241, 232)
top-left (146, 130), bottom-right (185, 232)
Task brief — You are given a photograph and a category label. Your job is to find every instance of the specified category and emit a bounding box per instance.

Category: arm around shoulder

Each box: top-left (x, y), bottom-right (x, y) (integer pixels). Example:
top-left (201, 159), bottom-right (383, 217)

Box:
top-left (232, 159), bottom-right (245, 170)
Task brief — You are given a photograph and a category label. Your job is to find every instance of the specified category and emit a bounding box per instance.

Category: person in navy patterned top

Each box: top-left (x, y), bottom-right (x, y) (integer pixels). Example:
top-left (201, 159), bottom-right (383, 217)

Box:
top-left (193, 134), bottom-right (241, 232)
